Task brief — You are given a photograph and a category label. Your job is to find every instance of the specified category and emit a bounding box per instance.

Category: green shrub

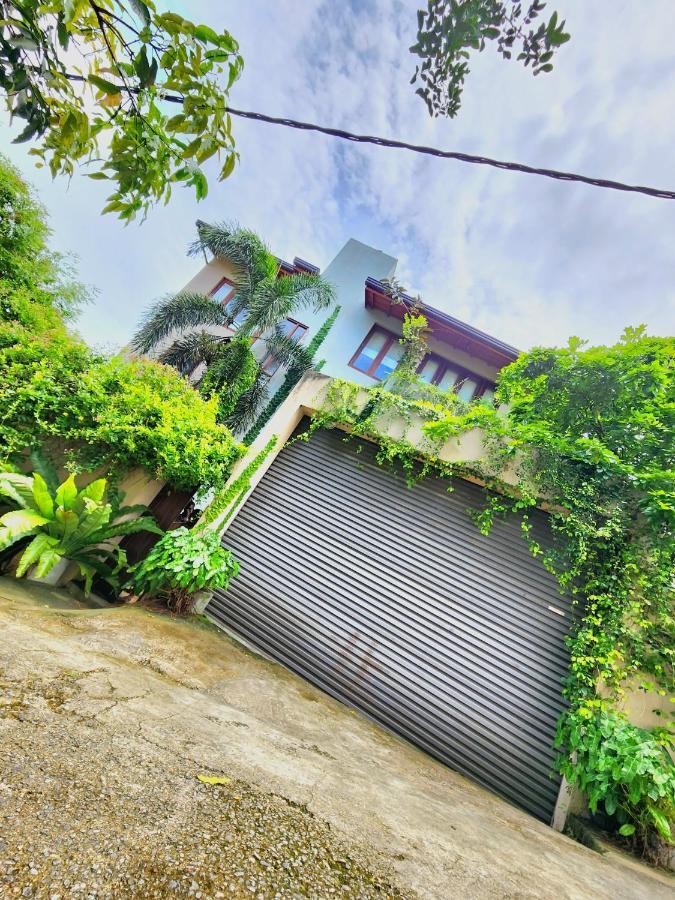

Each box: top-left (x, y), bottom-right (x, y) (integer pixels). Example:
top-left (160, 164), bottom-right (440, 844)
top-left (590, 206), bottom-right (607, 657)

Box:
top-left (0, 334), bottom-right (244, 490)
top-left (0, 469), bottom-right (161, 593)
top-left (561, 711), bottom-right (674, 850)
top-left (128, 526), bottom-right (239, 614)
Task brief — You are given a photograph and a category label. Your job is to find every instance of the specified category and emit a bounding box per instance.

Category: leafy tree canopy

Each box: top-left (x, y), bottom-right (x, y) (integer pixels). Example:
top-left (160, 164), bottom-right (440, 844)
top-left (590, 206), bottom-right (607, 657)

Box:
top-left (411, 1), bottom-right (570, 117)
top-left (0, 156), bottom-right (243, 489)
top-left (1, 1), bottom-right (243, 220)
top-left (0, 153), bottom-right (87, 335)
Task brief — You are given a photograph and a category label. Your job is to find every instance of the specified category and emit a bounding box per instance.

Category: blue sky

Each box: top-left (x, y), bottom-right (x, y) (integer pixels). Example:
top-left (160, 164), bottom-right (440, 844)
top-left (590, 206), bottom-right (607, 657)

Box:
top-left (2, 0), bottom-right (674, 352)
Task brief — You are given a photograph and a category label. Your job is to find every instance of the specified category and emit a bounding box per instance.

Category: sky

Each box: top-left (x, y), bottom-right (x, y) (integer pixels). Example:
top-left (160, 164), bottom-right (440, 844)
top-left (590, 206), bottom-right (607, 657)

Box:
top-left (2, 0), bottom-right (674, 353)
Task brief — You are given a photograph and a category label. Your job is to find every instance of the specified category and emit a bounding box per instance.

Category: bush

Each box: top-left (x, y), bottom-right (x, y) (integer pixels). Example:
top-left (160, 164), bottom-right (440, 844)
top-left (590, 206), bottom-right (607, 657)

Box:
top-left (0, 333), bottom-right (244, 490)
top-left (128, 526), bottom-right (239, 615)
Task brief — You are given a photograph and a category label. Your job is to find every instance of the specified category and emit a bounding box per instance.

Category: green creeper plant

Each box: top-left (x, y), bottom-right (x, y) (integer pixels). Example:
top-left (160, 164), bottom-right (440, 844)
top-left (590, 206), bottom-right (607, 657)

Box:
top-left (411, 1), bottom-right (570, 118)
top-left (0, 469), bottom-right (161, 593)
top-left (302, 326), bottom-right (674, 857)
top-left (244, 305), bottom-right (341, 445)
top-left (127, 525), bottom-right (239, 614)
top-left (1, 2), bottom-right (243, 220)
top-left (202, 436), bottom-right (278, 529)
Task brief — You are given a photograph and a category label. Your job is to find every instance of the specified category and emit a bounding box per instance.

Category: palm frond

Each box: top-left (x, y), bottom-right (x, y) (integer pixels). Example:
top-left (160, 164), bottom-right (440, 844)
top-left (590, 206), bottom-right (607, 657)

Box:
top-left (226, 369), bottom-right (270, 431)
top-left (242, 273), bottom-right (336, 338)
top-left (130, 293), bottom-right (227, 354)
top-left (281, 273), bottom-right (336, 313)
top-left (190, 222), bottom-right (276, 298)
top-left (264, 327), bottom-right (315, 372)
top-left (159, 331), bottom-right (231, 374)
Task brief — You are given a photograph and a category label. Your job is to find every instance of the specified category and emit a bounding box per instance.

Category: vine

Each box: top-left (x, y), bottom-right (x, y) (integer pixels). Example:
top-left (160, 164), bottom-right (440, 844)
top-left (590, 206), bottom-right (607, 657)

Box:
top-left (202, 436), bottom-right (278, 528)
top-left (244, 305), bottom-right (342, 445)
top-left (300, 322), bottom-right (674, 859)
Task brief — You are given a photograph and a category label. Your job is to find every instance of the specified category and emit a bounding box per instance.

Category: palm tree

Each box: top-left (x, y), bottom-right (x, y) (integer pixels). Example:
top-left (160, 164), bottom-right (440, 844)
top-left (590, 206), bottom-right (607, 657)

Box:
top-left (130, 223), bottom-right (336, 429)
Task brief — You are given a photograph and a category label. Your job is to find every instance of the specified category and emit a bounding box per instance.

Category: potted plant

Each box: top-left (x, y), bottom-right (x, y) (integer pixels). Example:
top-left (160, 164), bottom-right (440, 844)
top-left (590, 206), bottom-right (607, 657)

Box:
top-left (0, 470), bottom-right (162, 594)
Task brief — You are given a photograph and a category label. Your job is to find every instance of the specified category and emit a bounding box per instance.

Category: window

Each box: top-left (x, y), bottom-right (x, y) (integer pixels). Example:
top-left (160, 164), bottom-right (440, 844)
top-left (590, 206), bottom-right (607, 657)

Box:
top-left (261, 319), bottom-right (308, 376)
top-left (223, 297), bottom-right (248, 328)
top-left (211, 277), bottom-right (236, 304)
top-left (415, 352), bottom-right (494, 402)
top-left (349, 326), bottom-right (404, 381)
top-left (211, 278), bottom-right (248, 328)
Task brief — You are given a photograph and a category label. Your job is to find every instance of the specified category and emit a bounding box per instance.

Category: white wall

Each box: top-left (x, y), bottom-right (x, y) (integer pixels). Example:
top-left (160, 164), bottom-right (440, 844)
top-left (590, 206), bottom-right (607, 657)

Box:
top-left (178, 237), bottom-right (503, 403)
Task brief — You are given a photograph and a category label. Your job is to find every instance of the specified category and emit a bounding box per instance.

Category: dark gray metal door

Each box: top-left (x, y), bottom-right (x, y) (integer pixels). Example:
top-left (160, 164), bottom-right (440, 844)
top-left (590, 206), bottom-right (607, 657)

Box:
top-left (208, 428), bottom-right (573, 821)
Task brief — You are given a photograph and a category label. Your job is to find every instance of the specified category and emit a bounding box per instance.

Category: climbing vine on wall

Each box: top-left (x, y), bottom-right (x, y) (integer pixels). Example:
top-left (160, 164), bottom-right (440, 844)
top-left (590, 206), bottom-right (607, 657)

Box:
top-left (301, 319), bottom-right (674, 858)
top-left (244, 305), bottom-right (342, 445)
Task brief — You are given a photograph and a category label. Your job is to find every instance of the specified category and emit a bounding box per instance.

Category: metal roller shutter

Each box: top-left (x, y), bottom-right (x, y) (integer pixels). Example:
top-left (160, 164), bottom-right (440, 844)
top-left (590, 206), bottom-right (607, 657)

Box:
top-left (208, 428), bottom-right (573, 821)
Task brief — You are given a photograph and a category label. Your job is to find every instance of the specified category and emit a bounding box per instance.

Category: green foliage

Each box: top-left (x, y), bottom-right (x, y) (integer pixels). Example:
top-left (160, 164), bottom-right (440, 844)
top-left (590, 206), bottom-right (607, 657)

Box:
top-left (0, 330), bottom-right (244, 490)
top-left (305, 326), bottom-right (675, 854)
top-left (0, 469), bottom-right (161, 593)
top-left (198, 337), bottom-right (259, 426)
top-left (132, 223), bottom-right (336, 431)
top-left (190, 224), bottom-right (336, 341)
top-left (0, 154), bottom-right (87, 340)
top-left (560, 711), bottom-right (674, 846)
top-left (202, 437), bottom-right (278, 529)
top-left (1, 2), bottom-right (243, 220)
top-left (128, 526), bottom-right (238, 598)
top-left (244, 305), bottom-right (341, 445)
top-left (411, 1), bottom-right (570, 117)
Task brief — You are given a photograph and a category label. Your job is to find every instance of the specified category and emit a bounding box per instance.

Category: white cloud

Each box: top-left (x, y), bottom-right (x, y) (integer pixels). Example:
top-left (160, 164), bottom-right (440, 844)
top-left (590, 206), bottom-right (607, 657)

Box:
top-left (2, 0), bottom-right (674, 350)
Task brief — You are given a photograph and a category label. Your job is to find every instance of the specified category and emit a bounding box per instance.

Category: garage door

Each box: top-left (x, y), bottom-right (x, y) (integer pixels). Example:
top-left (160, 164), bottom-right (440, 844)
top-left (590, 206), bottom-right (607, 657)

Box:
top-left (207, 428), bottom-right (573, 821)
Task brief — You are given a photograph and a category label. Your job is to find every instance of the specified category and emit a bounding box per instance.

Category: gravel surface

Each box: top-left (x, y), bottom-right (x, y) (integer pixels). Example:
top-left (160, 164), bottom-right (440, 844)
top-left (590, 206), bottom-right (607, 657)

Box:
top-left (0, 667), bottom-right (406, 899)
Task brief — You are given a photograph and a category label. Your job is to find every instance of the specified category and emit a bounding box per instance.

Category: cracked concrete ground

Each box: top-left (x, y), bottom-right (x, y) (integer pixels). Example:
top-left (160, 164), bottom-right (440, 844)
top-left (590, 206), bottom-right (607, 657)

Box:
top-left (0, 578), bottom-right (672, 899)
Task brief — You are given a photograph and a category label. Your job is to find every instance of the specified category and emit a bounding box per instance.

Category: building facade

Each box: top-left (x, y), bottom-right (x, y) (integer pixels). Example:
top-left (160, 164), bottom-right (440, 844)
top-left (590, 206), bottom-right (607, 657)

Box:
top-left (179, 236), bottom-right (519, 410)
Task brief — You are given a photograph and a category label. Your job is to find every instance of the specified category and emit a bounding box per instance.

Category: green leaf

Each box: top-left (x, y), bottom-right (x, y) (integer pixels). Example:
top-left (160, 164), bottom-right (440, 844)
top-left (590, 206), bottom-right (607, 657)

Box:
top-left (649, 808), bottom-right (672, 841)
top-left (15, 533), bottom-right (60, 577)
top-left (220, 153), bottom-right (236, 181)
top-left (88, 74), bottom-right (123, 95)
top-left (55, 474), bottom-right (78, 511)
top-left (34, 548), bottom-right (64, 579)
top-left (618, 823), bottom-right (635, 837)
top-left (0, 473), bottom-right (34, 509)
top-left (194, 24), bottom-right (220, 44)
top-left (55, 508), bottom-right (80, 543)
top-left (31, 472), bottom-right (54, 519)
top-left (128, 0), bottom-right (151, 27)
top-left (79, 479), bottom-right (106, 503)
top-left (0, 509), bottom-right (48, 548)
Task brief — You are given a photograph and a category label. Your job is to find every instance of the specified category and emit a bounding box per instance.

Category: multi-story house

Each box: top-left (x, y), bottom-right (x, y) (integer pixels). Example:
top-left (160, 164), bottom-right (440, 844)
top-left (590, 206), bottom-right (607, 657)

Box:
top-left (180, 235), bottom-right (519, 407)
top-left (178, 232), bottom-right (581, 829)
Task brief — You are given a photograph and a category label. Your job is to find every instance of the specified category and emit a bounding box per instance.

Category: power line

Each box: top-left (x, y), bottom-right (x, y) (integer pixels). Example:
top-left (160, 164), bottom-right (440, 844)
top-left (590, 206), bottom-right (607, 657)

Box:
top-left (222, 106), bottom-right (675, 201)
top-left (63, 74), bottom-right (675, 200)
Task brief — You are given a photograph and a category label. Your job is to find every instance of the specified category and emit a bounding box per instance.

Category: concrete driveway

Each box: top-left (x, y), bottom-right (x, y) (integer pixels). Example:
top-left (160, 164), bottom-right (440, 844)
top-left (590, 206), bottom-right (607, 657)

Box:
top-left (0, 578), bottom-right (670, 899)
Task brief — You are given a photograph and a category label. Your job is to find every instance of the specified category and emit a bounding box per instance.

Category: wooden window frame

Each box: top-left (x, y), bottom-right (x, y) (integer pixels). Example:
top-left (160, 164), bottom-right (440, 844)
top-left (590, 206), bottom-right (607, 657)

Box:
top-left (261, 318), bottom-right (308, 376)
top-left (348, 324), bottom-right (402, 381)
top-left (210, 276), bottom-right (237, 306)
top-left (416, 352), bottom-right (494, 400)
